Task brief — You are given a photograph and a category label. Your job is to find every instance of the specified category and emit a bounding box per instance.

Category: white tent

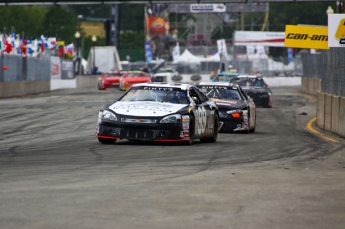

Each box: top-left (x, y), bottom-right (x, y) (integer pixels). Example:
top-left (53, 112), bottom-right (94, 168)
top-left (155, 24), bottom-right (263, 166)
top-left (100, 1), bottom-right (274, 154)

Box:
top-left (87, 46), bottom-right (122, 73)
top-left (172, 49), bottom-right (202, 64)
top-left (201, 52), bottom-right (221, 62)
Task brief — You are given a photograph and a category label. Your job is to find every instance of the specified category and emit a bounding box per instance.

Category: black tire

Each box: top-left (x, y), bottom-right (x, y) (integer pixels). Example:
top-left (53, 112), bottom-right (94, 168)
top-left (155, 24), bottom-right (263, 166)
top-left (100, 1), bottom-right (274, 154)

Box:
top-left (98, 83), bottom-right (105, 90)
top-left (200, 114), bottom-right (219, 143)
top-left (98, 138), bottom-right (116, 144)
top-left (250, 115), bottom-right (256, 133)
top-left (187, 115), bottom-right (195, 145)
top-left (246, 112), bottom-right (251, 134)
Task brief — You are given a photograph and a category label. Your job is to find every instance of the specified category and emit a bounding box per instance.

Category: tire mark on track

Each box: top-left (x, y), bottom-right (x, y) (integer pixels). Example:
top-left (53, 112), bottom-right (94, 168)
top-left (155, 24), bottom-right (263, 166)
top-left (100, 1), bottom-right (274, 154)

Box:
top-left (8, 146), bottom-right (19, 162)
top-left (89, 147), bottom-right (103, 164)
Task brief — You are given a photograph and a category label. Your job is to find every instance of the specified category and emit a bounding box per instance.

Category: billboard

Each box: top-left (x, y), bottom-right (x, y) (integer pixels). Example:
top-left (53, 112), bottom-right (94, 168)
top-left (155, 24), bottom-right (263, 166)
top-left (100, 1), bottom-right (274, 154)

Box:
top-left (145, 4), bottom-right (172, 61)
top-left (234, 31), bottom-right (285, 47)
top-left (328, 14), bottom-right (345, 47)
top-left (284, 25), bottom-right (329, 50)
top-left (190, 4), bottom-right (226, 13)
top-left (61, 60), bottom-right (75, 80)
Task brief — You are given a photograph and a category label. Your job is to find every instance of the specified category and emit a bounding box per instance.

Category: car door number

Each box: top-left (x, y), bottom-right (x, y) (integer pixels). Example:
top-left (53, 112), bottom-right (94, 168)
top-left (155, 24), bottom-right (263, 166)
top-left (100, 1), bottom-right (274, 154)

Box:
top-left (196, 107), bottom-right (207, 134)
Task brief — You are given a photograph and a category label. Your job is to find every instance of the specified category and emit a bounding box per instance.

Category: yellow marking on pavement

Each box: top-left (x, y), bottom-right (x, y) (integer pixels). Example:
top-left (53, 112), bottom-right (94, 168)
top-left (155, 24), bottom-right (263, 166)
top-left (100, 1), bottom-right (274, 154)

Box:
top-left (307, 117), bottom-right (338, 143)
top-left (290, 89), bottom-right (316, 100)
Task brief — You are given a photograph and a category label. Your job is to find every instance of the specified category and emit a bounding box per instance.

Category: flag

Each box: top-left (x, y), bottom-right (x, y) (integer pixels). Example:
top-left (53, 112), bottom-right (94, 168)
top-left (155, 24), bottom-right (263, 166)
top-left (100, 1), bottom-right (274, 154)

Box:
top-left (5, 36), bottom-right (12, 54)
top-left (10, 32), bottom-right (15, 53)
top-left (17, 38), bottom-right (24, 55)
top-left (65, 43), bottom-right (74, 57)
top-left (21, 39), bottom-right (27, 56)
top-left (144, 41), bottom-right (152, 63)
top-left (172, 42), bottom-right (180, 61)
top-left (48, 37), bottom-right (56, 50)
top-left (27, 38), bottom-right (33, 55)
top-left (0, 34), bottom-right (4, 52)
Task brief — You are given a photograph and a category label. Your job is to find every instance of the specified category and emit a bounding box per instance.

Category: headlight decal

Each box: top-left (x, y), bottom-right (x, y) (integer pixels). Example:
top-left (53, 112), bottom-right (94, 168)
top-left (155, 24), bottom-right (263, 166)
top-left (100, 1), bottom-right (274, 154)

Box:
top-left (160, 114), bottom-right (182, 123)
top-left (102, 110), bottom-right (117, 121)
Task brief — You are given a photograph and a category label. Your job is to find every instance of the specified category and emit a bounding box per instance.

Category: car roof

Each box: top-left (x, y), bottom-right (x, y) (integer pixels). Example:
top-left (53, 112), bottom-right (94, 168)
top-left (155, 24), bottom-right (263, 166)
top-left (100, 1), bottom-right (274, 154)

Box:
top-left (235, 75), bottom-right (259, 79)
top-left (127, 70), bottom-right (146, 73)
top-left (195, 82), bottom-right (238, 87)
top-left (131, 82), bottom-right (192, 90)
top-left (216, 72), bottom-right (240, 75)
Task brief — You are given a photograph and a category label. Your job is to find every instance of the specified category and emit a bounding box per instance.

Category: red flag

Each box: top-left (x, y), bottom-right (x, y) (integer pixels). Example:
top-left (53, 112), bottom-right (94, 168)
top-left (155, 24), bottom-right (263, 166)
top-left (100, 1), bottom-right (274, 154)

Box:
top-left (5, 40), bottom-right (12, 53)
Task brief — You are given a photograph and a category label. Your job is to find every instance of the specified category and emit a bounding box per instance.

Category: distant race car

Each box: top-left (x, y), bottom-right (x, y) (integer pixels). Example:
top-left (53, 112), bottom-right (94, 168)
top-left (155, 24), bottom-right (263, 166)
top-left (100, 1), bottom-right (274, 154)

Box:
top-left (211, 71), bottom-right (241, 82)
top-left (230, 75), bottom-right (272, 108)
top-left (119, 71), bottom-right (152, 91)
top-left (96, 82), bottom-right (220, 145)
top-left (98, 71), bottom-right (126, 90)
top-left (152, 67), bottom-right (180, 82)
top-left (194, 82), bottom-right (256, 133)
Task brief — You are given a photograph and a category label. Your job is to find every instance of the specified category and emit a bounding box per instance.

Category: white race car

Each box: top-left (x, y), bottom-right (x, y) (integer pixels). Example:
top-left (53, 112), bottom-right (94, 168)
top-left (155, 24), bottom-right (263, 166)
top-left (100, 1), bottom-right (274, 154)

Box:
top-left (96, 82), bottom-right (220, 145)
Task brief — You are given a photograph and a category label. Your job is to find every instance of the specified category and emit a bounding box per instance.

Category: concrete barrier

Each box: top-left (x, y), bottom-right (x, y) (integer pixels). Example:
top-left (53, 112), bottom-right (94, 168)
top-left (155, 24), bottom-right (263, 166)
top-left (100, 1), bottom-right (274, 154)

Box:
top-left (339, 97), bottom-right (345, 137)
top-left (301, 77), bottom-right (307, 94)
top-left (76, 75), bottom-right (100, 89)
top-left (331, 95), bottom-right (340, 135)
top-left (324, 94), bottom-right (332, 132)
top-left (301, 78), bottom-right (321, 96)
top-left (0, 81), bottom-right (50, 98)
top-left (317, 91), bottom-right (325, 129)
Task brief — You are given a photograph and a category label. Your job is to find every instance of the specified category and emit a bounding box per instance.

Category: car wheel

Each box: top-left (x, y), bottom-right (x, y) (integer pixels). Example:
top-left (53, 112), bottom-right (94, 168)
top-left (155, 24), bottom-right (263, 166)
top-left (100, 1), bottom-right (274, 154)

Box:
top-left (98, 137), bottom-right (116, 144)
top-left (98, 82), bottom-right (105, 90)
top-left (187, 115), bottom-right (195, 145)
top-left (119, 82), bottom-right (123, 91)
top-left (200, 114), bottom-right (219, 143)
top-left (250, 115), bottom-right (256, 133)
top-left (246, 112), bottom-right (251, 134)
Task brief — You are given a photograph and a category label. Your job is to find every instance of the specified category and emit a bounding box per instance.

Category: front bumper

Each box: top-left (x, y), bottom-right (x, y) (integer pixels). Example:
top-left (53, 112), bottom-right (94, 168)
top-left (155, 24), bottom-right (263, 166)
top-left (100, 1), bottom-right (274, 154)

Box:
top-left (96, 120), bottom-right (191, 142)
top-left (218, 110), bottom-right (249, 132)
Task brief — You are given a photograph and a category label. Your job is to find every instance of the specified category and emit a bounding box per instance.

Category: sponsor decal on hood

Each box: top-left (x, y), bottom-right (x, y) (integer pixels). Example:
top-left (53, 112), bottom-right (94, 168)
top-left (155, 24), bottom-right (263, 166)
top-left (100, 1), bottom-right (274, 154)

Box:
top-left (109, 101), bottom-right (187, 117)
top-left (211, 98), bottom-right (238, 106)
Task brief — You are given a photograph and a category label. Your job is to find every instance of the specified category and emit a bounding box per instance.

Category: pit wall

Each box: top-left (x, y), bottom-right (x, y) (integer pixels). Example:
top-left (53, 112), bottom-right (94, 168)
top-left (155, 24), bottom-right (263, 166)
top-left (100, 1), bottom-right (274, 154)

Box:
top-left (0, 75), bottom-right (98, 98)
top-left (302, 77), bottom-right (345, 138)
top-left (0, 81), bottom-right (50, 98)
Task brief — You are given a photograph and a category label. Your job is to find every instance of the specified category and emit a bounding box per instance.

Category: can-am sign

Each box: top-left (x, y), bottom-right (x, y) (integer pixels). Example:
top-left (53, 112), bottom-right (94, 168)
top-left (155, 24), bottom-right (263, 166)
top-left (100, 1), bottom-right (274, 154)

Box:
top-left (190, 4), bottom-right (226, 13)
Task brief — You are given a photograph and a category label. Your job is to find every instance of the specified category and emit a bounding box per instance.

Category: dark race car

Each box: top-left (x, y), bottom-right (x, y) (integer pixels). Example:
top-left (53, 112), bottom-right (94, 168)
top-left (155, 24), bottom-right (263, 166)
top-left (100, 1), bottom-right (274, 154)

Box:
top-left (194, 82), bottom-right (256, 133)
top-left (96, 82), bottom-right (220, 145)
top-left (230, 75), bottom-right (272, 108)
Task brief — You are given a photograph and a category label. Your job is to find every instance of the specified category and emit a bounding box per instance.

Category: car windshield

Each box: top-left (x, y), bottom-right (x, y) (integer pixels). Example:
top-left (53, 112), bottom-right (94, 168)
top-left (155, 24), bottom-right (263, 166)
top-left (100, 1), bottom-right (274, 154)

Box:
top-left (214, 73), bottom-right (238, 82)
top-left (232, 78), bottom-right (265, 87)
top-left (120, 87), bottom-right (188, 104)
top-left (126, 72), bottom-right (148, 77)
top-left (199, 86), bottom-right (241, 100)
top-left (158, 69), bottom-right (173, 73)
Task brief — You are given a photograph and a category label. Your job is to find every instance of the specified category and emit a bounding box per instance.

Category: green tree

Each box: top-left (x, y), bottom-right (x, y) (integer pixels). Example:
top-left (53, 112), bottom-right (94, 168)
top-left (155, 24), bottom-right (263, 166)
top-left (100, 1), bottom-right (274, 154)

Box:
top-left (42, 6), bottom-right (77, 43)
top-left (0, 6), bottom-right (47, 38)
top-left (269, 2), bottom-right (334, 31)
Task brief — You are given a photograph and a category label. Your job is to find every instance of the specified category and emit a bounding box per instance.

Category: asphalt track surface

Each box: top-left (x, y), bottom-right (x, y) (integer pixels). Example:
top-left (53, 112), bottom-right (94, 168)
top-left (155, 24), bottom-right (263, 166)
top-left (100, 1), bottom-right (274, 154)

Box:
top-left (1, 86), bottom-right (345, 229)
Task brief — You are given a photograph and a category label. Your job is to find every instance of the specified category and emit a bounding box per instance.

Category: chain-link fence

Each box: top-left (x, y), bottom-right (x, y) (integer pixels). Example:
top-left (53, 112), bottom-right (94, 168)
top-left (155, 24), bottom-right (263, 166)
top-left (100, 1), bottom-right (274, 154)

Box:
top-left (0, 55), bottom-right (50, 82)
top-left (301, 48), bottom-right (345, 97)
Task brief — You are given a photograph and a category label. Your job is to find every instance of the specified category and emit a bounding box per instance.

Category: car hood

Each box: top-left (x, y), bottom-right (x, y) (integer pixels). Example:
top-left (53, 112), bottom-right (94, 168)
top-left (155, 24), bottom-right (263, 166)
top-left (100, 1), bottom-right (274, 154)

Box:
top-left (241, 86), bottom-right (270, 92)
top-left (103, 76), bottom-right (120, 81)
top-left (109, 101), bottom-right (188, 117)
top-left (211, 98), bottom-right (244, 108)
top-left (154, 72), bottom-right (174, 76)
top-left (123, 77), bottom-right (150, 83)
